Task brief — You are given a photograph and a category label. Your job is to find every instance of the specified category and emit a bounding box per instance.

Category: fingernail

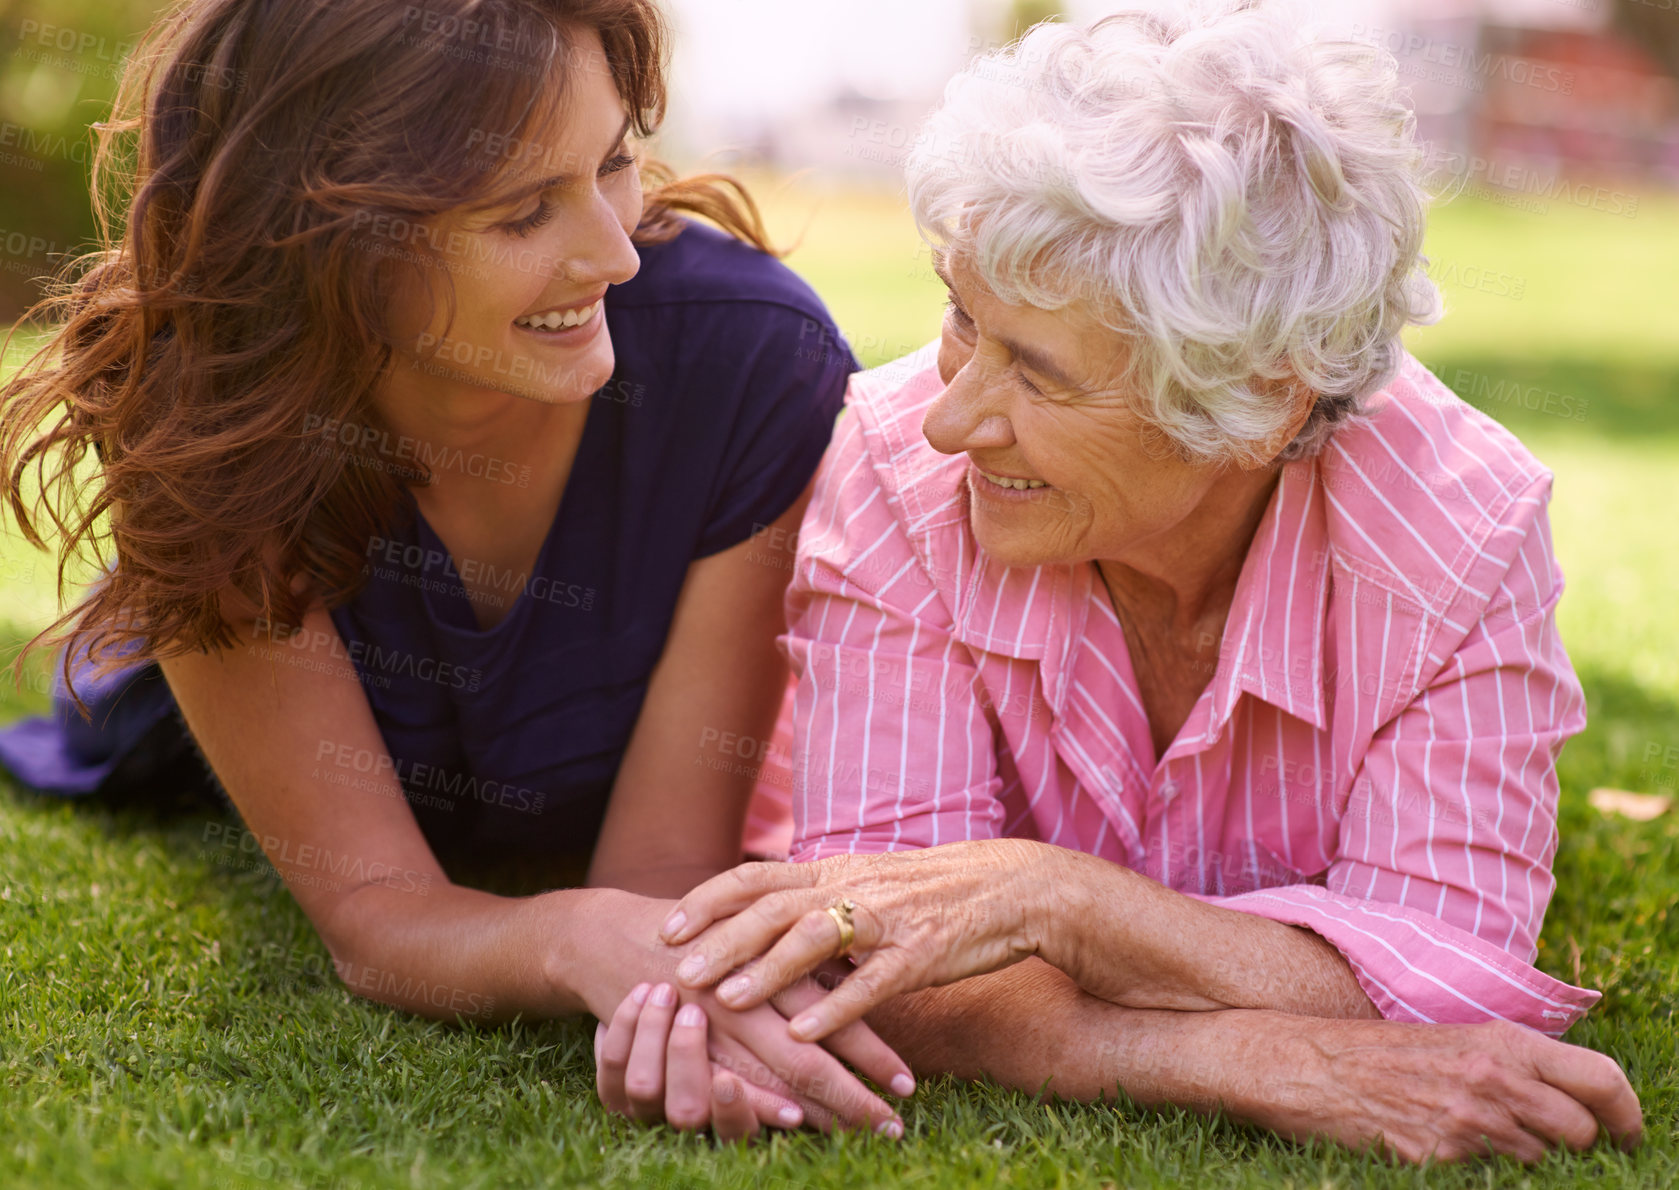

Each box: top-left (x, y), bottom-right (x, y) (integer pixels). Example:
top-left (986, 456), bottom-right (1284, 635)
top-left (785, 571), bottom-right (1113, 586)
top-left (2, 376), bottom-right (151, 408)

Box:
top-left (714, 1076), bottom-right (738, 1104)
top-left (777, 1105), bottom-right (803, 1127)
top-left (661, 909), bottom-right (686, 939)
top-left (876, 1118), bottom-right (904, 1139)
top-left (675, 1003), bottom-right (705, 1028)
top-left (890, 1073), bottom-right (916, 1098)
top-left (677, 953), bottom-right (706, 983)
top-left (651, 982), bottom-right (675, 1007)
top-left (718, 975), bottom-right (751, 1003)
top-left (629, 982), bottom-right (651, 1006)
top-left (790, 1013), bottom-right (820, 1038)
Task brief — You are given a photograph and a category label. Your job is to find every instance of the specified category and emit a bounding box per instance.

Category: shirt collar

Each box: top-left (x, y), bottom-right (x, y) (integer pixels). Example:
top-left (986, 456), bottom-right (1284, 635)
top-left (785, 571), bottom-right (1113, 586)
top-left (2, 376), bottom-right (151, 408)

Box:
top-left (951, 454), bottom-right (1332, 736)
top-left (1207, 456), bottom-right (1332, 734)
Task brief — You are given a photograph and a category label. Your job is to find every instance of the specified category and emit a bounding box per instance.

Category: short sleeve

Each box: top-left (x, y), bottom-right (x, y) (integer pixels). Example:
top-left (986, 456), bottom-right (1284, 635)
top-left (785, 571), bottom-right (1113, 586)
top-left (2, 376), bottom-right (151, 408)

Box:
top-left (693, 306), bottom-right (855, 557)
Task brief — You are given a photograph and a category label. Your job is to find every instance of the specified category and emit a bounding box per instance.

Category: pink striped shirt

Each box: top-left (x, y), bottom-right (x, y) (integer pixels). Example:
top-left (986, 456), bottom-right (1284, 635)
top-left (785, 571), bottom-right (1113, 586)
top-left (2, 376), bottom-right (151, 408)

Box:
top-left (757, 343), bottom-right (1596, 1037)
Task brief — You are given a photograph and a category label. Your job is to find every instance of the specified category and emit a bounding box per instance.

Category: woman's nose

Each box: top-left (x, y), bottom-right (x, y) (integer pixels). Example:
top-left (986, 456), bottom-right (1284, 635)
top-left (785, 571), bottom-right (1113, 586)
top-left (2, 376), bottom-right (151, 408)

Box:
top-left (558, 194), bottom-right (642, 290)
top-left (922, 362), bottom-right (1014, 456)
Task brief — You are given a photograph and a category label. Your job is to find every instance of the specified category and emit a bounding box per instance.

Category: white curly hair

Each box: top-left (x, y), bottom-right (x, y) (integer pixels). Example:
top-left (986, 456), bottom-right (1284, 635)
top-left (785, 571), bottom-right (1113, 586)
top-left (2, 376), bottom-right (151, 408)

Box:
top-left (906, 0), bottom-right (1443, 463)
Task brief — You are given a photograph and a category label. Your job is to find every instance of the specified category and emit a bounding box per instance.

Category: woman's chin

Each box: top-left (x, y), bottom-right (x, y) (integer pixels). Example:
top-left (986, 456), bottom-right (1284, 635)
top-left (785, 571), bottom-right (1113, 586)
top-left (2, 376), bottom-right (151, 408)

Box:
top-left (970, 504), bottom-right (1084, 571)
top-left (971, 521), bottom-right (1057, 570)
top-left (505, 375), bottom-right (607, 406)
top-left (501, 347), bottom-right (616, 405)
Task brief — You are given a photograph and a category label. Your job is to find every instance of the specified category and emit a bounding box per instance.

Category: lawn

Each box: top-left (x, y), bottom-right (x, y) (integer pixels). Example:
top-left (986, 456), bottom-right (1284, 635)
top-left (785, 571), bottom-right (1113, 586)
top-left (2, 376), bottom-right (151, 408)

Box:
top-left (2, 182), bottom-right (1677, 1190)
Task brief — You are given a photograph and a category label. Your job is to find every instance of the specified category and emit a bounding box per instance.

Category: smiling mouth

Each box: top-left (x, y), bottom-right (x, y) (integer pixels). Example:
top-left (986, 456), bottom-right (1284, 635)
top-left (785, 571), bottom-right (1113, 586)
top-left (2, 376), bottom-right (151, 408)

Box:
top-left (513, 300), bottom-right (601, 331)
top-left (974, 466), bottom-right (1050, 491)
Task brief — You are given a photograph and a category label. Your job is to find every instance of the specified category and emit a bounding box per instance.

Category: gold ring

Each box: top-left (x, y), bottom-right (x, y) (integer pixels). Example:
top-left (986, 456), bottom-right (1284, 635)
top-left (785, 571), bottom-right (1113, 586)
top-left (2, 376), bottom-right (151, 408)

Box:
top-left (824, 898), bottom-right (857, 956)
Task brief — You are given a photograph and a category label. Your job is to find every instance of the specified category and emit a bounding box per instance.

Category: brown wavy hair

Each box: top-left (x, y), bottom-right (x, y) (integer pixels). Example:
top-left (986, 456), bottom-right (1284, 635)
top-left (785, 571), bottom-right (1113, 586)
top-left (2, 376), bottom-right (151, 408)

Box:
top-left (0, 0), bottom-right (774, 692)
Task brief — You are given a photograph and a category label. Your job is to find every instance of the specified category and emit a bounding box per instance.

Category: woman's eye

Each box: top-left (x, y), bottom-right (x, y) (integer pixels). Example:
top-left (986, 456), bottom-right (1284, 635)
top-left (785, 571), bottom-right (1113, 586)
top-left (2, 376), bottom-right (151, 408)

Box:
top-left (502, 198), bottom-right (555, 238)
top-left (1013, 368), bottom-right (1043, 396)
top-left (945, 298), bottom-right (975, 331)
top-left (599, 151), bottom-right (636, 178)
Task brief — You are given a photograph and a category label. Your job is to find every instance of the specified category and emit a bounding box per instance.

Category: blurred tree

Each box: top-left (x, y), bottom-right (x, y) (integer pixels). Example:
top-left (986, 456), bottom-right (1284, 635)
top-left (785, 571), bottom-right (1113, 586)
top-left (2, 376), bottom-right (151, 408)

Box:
top-left (1615, 0), bottom-right (1679, 80)
top-left (0, 0), bottom-right (165, 320)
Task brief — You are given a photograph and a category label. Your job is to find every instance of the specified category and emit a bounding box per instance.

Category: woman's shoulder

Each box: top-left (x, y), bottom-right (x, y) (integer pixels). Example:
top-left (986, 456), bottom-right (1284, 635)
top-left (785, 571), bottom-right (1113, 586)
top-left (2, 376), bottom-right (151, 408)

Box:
top-left (607, 220), bottom-right (858, 413)
top-left (614, 220), bottom-right (839, 329)
top-left (1315, 352), bottom-right (1557, 618)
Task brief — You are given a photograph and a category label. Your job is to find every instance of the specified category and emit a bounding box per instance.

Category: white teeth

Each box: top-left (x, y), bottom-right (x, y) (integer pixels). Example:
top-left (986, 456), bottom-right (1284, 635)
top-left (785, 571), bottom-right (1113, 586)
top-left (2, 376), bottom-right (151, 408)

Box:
top-left (516, 301), bottom-right (598, 330)
top-left (977, 467), bottom-right (1047, 490)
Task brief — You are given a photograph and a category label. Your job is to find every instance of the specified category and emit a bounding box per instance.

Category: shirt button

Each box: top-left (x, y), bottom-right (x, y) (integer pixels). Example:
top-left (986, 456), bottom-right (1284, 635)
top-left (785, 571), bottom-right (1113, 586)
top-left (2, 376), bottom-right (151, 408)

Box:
top-left (1158, 781), bottom-right (1179, 803)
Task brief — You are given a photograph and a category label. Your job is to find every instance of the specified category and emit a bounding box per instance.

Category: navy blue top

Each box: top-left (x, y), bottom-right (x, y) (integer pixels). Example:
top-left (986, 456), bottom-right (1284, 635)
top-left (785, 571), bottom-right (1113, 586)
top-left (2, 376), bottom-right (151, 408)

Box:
top-left (0, 221), bottom-right (856, 866)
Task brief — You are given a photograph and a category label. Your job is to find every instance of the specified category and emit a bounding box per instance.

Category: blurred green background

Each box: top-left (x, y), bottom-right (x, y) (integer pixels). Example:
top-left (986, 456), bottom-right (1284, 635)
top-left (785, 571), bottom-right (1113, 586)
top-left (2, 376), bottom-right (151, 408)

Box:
top-left (2, 2), bottom-right (1677, 1188)
top-left (0, 0), bottom-right (158, 316)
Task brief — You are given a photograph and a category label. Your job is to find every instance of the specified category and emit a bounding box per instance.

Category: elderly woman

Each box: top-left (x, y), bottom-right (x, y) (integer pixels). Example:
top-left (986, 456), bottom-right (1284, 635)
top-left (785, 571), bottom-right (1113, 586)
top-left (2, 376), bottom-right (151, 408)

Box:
top-left (596, 0), bottom-right (1643, 1161)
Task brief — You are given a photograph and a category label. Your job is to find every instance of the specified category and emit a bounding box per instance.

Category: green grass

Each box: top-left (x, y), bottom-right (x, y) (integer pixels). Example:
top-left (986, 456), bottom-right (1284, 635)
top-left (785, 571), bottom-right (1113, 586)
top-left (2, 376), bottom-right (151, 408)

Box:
top-left (3, 182), bottom-right (1678, 1189)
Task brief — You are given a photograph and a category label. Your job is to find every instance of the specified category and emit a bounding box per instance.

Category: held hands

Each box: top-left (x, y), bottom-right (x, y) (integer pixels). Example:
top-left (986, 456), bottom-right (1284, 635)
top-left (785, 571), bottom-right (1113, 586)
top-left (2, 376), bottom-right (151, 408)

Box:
top-left (585, 892), bottom-right (913, 1140)
top-left (594, 963), bottom-right (913, 1141)
top-left (658, 840), bottom-right (1055, 1042)
top-left (595, 983), bottom-right (790, 1142)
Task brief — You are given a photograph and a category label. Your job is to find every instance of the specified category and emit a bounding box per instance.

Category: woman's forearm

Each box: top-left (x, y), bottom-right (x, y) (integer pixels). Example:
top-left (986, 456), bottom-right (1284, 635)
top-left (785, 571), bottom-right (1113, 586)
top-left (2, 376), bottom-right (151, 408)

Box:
top-left (317, 878), bottom-right (642, 1024)
top-left (1029, 848), bottom-right (1378, 1019)
top-left (663, 838), bottom-right (1373, 1038)
top-left (871, 959), bottom-right (1642, 1166)
top-left (862, 958), bottom-right (1287, 1106)
top-left (867, 961), bottom-right (1370, 1125)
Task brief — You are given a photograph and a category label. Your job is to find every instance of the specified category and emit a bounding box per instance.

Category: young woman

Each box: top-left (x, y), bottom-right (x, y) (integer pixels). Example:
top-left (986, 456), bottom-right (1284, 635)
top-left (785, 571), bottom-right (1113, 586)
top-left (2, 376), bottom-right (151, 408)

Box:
top-left (0, 0), bottom-right (909, 1141)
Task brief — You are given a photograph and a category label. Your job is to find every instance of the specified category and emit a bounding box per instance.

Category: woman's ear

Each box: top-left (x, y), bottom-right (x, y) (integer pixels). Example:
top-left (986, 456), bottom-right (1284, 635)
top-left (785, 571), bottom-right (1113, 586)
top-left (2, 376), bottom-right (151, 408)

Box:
top-left (1243, 375), bottom-right (1316, 469)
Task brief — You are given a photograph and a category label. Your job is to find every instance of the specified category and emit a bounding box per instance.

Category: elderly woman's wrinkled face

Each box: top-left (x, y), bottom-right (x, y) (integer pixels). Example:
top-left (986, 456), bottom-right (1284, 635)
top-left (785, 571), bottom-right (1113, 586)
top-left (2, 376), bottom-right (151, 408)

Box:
top-left (925, 254), bottom-right (1284, 572)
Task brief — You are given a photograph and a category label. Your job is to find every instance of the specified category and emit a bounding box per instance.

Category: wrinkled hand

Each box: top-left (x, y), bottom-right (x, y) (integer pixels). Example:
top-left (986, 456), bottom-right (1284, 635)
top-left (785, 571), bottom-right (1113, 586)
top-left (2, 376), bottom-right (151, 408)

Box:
top-left (1259, 1016), bottom-right (1643, 1164)
top-left (584, 891), bottom-right (913, 1135)
top-left (660, 841), bottom-right (1054, 1041)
